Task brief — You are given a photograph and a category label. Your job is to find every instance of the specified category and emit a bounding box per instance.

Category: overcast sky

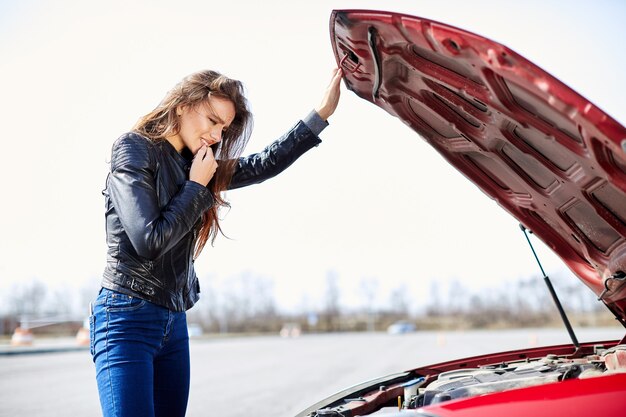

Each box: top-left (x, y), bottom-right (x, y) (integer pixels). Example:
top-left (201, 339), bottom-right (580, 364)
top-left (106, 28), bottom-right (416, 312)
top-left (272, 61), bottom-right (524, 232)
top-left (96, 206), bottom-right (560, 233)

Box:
top-left (1, 0), bottom-right (624, 312)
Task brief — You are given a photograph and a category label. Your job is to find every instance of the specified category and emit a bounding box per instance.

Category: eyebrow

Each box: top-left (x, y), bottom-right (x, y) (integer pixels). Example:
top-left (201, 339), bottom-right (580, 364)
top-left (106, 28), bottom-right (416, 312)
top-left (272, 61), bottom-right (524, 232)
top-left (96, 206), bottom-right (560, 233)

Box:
top-left (204, 104), bottom-right (231, 129)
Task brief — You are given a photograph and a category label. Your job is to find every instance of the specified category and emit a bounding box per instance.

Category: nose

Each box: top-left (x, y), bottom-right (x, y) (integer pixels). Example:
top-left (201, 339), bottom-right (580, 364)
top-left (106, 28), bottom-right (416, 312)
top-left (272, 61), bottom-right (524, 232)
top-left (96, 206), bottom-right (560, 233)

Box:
top-left (209, 128), bottom-right (222, 144)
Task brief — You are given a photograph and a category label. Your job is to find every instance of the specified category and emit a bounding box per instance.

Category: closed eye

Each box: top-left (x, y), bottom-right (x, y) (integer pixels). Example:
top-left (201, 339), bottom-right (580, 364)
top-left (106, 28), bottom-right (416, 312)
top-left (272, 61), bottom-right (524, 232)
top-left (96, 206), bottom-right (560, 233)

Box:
top-left (208, 117), bottom-right (228, 132)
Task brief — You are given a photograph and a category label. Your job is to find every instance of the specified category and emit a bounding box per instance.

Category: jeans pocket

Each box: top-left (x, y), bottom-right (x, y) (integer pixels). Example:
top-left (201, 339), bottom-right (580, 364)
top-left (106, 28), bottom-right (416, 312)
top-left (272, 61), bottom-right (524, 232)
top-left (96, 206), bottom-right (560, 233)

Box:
top-left (105, 290), bottom-right (147, 312)
top-left (107, 298), bottom-right (146, 312)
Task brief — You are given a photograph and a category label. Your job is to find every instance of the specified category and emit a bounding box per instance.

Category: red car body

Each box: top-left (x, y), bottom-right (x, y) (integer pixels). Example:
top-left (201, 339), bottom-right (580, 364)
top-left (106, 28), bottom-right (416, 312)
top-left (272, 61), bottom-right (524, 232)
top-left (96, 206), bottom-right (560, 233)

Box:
top-left (296, 9), bottom-right (626, 417)
top-left (424, 372), bottom-right (626, 417)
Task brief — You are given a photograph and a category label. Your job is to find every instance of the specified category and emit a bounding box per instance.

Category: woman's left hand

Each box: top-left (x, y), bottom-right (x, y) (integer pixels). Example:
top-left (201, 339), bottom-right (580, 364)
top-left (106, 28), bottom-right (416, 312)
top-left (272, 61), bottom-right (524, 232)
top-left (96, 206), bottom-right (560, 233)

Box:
top-left (315, 68), bottom-right (343, 121)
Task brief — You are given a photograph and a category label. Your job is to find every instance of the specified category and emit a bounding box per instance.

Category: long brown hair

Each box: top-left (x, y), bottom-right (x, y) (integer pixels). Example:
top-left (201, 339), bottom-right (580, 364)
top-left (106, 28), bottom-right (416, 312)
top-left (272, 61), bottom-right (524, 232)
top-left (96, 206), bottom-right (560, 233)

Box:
top-left (133, 70), bottom-right (253, 258)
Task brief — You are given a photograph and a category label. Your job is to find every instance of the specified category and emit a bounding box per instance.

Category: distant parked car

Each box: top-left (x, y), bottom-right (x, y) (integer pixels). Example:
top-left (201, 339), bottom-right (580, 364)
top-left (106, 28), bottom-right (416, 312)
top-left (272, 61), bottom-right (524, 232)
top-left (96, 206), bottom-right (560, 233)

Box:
top-left (387, 320), bottom-right (416, 334)
top-left (280, 323), bottom-right (302, 338)
top-left (187, 323), bottom-right (203, 338)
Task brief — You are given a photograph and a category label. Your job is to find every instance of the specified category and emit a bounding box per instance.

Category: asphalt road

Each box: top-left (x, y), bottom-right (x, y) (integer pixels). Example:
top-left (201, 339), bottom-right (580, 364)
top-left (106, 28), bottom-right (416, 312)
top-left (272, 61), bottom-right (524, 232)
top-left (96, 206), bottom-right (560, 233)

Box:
top-left (1, 327), bottom-right (623, 417)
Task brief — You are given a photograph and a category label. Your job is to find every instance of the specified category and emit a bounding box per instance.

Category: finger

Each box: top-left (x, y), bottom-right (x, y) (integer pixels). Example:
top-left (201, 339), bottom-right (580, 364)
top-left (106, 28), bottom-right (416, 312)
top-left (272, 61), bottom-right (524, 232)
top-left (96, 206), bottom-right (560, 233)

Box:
top-left (195, 145), bottom-right (207, 158)
top-left (204, 147), bottom-right (215, 161)
top-left (328, 68), bottom-right (342, 87)
top-left (329, 72), bottom-right (343, 93)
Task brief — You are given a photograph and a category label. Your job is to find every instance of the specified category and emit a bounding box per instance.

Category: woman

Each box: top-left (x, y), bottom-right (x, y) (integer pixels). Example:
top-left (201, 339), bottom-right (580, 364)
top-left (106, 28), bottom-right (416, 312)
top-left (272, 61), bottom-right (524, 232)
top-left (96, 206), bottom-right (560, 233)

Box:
top-left (90, 68), bottom-right (342, 417)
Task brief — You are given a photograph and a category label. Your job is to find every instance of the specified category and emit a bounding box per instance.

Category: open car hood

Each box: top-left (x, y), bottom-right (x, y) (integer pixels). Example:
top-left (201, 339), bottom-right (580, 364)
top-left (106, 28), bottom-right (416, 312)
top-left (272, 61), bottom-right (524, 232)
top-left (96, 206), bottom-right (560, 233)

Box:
top-left (330, 10), bottom-right (626, 322)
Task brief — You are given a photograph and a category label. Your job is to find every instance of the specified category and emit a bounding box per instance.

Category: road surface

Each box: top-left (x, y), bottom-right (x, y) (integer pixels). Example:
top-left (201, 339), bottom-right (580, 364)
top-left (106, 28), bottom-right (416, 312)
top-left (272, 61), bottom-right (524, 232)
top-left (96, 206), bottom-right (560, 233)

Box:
top-left (0, 327), bottom-right (623, 417)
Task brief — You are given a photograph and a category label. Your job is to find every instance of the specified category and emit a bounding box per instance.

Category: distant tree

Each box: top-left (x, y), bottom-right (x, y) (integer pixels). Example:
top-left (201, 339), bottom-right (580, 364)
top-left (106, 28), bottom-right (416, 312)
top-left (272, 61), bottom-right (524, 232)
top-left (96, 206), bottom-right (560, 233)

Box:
top-left (322, 270), bottom-right (341, 331)
top-left (45, 285), bottom-right (72, 316)
top-left (359, 277), bottom-right (378, 331)
top-left (388, 284), bottom-right (410, 317)
top-left (203, 272), bottom-right (278, 333)
top-left (447, 278), bottom-right (467, 315)
top-left (80, 277), bottom-right (102, 315)
top-left (8, 279), bottom-right (47, 318)
top-left (426, 281), bottom-right (442, 317)
top-left (250, 274), bottom-right (277, 319)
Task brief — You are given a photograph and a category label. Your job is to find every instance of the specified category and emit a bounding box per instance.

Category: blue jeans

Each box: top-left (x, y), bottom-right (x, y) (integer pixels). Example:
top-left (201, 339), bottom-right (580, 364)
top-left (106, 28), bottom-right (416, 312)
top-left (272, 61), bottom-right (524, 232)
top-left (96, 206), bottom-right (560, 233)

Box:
top-left (90, 288), bottom-right (190, 417)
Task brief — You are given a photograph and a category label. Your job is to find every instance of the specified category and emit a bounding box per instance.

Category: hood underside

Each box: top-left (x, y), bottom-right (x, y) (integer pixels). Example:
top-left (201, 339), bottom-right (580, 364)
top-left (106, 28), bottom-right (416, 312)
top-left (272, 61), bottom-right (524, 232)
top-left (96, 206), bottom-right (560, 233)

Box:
top-left (330, 10), bottom-right (626, 321)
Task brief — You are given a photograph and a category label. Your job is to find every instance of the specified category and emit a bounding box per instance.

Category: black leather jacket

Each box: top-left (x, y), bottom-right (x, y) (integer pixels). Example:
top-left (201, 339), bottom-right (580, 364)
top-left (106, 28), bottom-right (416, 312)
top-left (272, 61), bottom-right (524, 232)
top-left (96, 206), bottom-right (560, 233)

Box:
top-left (101, 118), bottom-right (323, 311)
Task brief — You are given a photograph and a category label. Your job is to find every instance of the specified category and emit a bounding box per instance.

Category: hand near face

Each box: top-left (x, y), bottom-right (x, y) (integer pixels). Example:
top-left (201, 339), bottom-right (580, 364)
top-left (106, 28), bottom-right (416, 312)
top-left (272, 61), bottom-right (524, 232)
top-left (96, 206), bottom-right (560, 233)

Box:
top-left (315, 68), bottom-right (343, 121)
top-left (189, 144), bottom-right (218, 186)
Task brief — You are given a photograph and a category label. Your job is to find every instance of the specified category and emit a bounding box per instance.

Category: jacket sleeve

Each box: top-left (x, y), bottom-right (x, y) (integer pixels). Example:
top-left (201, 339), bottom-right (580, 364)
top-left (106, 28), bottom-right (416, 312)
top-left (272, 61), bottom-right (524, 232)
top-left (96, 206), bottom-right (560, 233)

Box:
top-left (228, 115), bottom-right (324, 190)
top-left (108, 133), bottom-right (214, 260)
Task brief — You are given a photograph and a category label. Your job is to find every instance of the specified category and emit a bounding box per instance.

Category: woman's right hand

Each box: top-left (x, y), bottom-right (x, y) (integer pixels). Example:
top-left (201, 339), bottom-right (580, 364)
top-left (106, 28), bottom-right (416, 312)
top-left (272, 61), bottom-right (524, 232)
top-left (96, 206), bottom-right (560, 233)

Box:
top-left (315, 67), bottom-right (343, 121)
top-left (189, 145), bottom-right (218, 186)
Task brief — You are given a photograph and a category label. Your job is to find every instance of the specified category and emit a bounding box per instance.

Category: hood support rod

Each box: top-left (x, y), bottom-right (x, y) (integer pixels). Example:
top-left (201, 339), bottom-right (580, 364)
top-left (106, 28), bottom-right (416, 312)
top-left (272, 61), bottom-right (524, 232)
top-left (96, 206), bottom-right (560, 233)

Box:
top-left (520, 224), bottom-right (580, 350)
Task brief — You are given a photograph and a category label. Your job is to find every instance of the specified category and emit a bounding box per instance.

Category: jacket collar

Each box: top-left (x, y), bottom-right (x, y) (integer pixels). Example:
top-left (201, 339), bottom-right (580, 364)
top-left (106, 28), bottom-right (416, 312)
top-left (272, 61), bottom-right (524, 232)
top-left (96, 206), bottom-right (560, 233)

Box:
top-left (160, 138), bottom-right (192, 169)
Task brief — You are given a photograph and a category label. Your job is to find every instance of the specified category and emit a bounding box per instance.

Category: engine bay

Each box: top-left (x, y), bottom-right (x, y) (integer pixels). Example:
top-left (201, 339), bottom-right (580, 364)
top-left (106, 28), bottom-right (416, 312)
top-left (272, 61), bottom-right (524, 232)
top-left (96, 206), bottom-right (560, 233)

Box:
top-left (372, 344), bottom-right (626, 416)
top-left (412, 344), bottom-right (625, 409)
top-left (308, 344), bottom-right (626, 416)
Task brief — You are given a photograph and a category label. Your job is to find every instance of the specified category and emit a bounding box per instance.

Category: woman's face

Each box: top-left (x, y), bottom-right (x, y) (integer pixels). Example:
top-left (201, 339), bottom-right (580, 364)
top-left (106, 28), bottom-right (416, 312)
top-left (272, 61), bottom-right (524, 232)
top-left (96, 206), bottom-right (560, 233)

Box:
top-left (168, 96), bottom-right (236, 154)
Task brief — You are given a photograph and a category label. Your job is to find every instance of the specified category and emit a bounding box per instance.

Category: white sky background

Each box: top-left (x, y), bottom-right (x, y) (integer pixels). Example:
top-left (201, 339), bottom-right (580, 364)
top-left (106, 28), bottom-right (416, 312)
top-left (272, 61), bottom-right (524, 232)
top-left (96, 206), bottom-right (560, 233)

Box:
top-left (0, 0), bottom-right (624, 313)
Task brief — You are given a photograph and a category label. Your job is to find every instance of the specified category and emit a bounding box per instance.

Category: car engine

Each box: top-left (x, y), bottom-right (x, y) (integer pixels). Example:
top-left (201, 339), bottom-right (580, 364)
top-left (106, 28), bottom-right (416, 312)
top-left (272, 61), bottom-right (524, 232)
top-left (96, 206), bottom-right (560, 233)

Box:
top-left (310, 344), bottom-right (626, 416)
top-left (380, 344), bottom-right (626, 415)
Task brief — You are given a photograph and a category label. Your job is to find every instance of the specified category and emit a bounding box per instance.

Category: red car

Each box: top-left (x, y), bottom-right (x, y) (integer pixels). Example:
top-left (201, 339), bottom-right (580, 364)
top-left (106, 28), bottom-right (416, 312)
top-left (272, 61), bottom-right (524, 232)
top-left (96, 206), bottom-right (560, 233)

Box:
top-left (297, 9), bottom-right (626, 417)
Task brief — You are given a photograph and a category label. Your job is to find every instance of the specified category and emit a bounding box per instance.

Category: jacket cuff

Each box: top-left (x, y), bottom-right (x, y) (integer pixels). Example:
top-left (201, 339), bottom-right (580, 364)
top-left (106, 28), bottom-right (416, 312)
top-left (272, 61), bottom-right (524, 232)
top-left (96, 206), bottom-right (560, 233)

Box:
top-left (182, 181), bottom-right (214, 217)
top-left (302, 110), bottom-right (329, 136)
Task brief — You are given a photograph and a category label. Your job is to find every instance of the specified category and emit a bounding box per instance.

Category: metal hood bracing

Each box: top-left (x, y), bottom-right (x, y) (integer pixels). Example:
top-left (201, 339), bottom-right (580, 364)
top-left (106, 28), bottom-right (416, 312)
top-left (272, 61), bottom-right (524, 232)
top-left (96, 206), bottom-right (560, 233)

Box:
top-left (330, 10), bottom-right (626, 323)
